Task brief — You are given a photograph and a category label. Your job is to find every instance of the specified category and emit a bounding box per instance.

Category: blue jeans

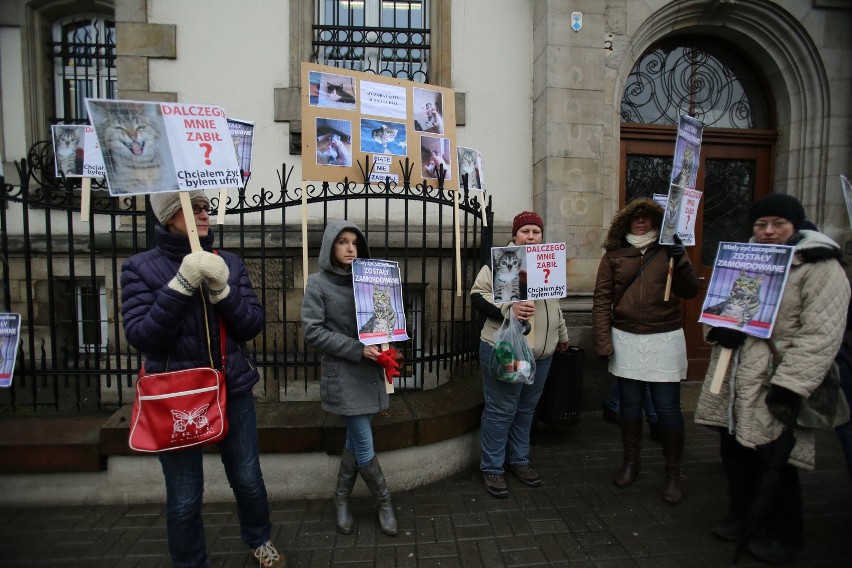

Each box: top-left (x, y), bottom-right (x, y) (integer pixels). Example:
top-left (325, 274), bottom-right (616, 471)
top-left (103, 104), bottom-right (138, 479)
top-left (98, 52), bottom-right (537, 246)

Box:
top-left (617, 377), bottom-right (684, 431)
top-left (479, 341), bottom-right (553, 474)
top-left (159, 391), bottom-right (271, 568)
top-left (343, 414), bottom-right (375, 466)
top-left (605, 379), bottom-right (658, 423)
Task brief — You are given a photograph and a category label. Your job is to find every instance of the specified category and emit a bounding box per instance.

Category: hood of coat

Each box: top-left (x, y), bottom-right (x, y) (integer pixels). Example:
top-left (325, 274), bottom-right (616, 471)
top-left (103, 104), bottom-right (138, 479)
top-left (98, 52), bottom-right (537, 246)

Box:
top-left (318, 219), bottom-right (371, 275)
top-left (750, 228), bottom-right (844, 264)
top-left (602, 198), bottom-right (664, 251)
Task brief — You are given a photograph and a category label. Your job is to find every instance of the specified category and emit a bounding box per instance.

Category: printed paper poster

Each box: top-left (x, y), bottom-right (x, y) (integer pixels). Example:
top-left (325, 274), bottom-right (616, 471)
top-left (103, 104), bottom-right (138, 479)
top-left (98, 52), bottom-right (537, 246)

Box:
top-left (360, 119), bottom-right (407, 156)
top-left (85, 99), bottom-right (242, 196)
top-left (457, 146), bottom-right (485, 190)
top-left (359, 80), bottom-right (407, 120)
top-left (315, 118), bottom-right (353, 167)
top-left (227, 118), bottom-right (254, 184)
top-left (491, 243), bottom-right (567, 302)
top-left (413, 88), bottom-right (445, 134)
top-left (51, 125), bottom-right (105, 178)
top-left (699, 242), bottom-right (795, 339)
top-left (369, 155), bottom-right (400, 185)
top-left (660, 115), bottom-right (705, 245)
top-left (308, 70), bottom-right (357, 110)
top-left (0, 313), bottom-right (22, 387)
top-left (353, 258), bottom-right (410, 345)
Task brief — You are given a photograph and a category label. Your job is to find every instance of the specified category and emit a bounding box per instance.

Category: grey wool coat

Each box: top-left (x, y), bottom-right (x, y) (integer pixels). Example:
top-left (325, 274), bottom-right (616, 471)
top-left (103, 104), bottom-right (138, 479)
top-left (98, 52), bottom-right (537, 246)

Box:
top-left (695, 230), bottom-right (851, 470)
top-left (301, 220), bottom-right (390, 416)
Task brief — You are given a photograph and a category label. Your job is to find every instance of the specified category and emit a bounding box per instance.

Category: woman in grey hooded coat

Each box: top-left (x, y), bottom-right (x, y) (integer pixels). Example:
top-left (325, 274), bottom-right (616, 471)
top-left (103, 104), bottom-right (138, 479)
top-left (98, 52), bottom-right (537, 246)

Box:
top-left (301, 220), bottom-right (398, 536)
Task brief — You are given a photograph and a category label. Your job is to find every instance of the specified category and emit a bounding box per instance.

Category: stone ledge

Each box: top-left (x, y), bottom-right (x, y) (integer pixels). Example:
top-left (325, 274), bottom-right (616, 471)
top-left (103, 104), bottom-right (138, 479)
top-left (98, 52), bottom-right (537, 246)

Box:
top-left (4, 373), bottom-right (484, 473)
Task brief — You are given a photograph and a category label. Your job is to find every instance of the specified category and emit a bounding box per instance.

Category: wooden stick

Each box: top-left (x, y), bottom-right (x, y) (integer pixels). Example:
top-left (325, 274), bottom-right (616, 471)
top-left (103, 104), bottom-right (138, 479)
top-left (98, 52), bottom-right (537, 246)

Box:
top-left (709, 347), bottom-right (733, 394)
top-left (79, 177), bottom-right (91, 223)
top-left (179, 192), bottom-right (202, 253)
top-left (527, 315), bottom-right (535, 351)
top-left (663, 257), bottom-right (674, 301)
top-left (454, 190), bottom-right (462, 297)
top-left (381, 342), bottom-right (394, 394)
top-left (302, 189), bottom-right (309, 290)
top-left (216, 188), bottom-right (228, 225)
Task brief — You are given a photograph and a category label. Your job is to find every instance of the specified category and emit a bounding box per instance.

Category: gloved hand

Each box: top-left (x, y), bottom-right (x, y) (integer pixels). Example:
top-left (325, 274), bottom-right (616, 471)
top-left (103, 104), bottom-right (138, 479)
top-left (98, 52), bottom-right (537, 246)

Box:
top-left (167, 251), bottom-right (208, 296)
top-left (765, 384), bottom-right (803, 429)
top-left (666, 234), bottom-right (685, 260)
top-left (707, 327), bottom-right (748, 349)
top-left (196, 252), bottom-right (231, 304)
top-left (376, 348), bottom-right (402, 384)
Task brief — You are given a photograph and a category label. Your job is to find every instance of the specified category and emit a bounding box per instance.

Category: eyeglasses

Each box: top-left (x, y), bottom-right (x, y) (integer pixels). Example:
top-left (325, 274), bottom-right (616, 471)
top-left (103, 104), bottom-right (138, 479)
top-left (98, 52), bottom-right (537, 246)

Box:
top-left (752, 220), bottom-right (791, 231)
top-left (191, 204), bottom-right (210, 215)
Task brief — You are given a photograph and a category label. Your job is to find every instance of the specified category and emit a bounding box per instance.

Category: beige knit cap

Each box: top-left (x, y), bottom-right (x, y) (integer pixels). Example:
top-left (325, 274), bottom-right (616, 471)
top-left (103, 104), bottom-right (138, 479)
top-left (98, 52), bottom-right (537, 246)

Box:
top-left (149, 191), bottom-right (210, 224)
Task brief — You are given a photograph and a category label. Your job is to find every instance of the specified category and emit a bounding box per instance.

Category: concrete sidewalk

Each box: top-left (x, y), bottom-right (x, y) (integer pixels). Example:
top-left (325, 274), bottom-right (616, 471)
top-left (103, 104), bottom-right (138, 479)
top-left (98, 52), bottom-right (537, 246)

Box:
top-left (1, 412), bottom-right (850, 567)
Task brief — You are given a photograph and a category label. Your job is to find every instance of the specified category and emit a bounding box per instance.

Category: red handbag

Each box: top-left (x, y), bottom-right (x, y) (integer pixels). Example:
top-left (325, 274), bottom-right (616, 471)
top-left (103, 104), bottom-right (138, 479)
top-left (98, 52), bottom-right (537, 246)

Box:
top-left (129, 306), bottom-right (229, 453)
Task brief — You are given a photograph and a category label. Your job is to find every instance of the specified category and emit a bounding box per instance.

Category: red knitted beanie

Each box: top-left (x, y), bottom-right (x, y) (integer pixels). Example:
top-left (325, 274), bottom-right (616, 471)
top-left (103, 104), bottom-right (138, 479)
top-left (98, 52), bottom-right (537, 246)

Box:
top-left (512, 211), bottom-right (544, 235)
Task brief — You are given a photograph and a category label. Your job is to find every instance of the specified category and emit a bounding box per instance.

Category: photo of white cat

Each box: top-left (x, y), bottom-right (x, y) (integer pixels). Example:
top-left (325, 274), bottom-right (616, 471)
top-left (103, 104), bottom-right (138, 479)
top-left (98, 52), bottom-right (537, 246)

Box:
top-left (87, 101), bottom-right (178, 196)
top-left (51, 125), bottom-right (85, 178)
top-left (457, 146), bottom-right (485, 190)
top-left (413, 88), bottom-right (444, 134)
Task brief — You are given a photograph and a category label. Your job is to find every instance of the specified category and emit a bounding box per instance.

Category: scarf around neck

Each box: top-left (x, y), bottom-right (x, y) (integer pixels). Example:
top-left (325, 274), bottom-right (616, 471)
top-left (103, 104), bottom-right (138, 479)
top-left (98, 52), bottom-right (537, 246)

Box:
top-left (626, 230), bottom-right (658, 252)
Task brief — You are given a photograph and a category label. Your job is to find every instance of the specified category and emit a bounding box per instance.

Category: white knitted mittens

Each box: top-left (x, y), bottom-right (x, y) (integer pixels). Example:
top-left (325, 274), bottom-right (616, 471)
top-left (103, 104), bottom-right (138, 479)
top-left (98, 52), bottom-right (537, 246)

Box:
top-left (167, 251), bottom-right (231, 303)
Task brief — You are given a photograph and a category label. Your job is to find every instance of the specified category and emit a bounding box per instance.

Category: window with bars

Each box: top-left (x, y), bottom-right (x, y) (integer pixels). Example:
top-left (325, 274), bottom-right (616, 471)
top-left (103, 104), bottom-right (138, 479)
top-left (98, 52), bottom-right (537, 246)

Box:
top-left (49, 16), bottom-right (117, 125)
top-left (313, 0), bottom-right (430, 83)
top-left (75, 283), bottom-right (108, 352)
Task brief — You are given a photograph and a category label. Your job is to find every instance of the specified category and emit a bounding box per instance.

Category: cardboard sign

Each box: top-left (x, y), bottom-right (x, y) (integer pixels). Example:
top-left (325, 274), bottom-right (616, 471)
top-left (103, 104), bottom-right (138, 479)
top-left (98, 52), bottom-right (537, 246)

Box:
top-left (660, 115), bottom-right (705, 245)
top-left (491, 243), bottom-right (567, 302)
top-left (0, 313), bottom-right (22, 387)
top-left (699, 242), bottom-right (795, 339)
top-left (85, 99), bottom-right (242, 196)
top-left (352, 258), bottom-right (410, 345)
top-left (51, 125), bottom-right (106, 178)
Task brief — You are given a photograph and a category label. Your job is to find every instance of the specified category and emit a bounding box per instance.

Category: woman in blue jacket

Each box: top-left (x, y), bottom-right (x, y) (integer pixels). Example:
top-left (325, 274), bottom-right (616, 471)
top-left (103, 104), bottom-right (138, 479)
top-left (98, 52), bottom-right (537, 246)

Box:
top-left (120, 191), bottom-right (283, 568)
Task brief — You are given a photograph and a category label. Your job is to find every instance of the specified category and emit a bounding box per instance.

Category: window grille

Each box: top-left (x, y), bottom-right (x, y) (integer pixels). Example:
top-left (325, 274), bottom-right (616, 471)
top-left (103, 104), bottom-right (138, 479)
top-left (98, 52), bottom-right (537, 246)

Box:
top-left (76, 283), bottom-right (108, 352)
top-left (49, 16), bottom-right (117, 125)
top-left (313, 0), bottom-right (430, 83)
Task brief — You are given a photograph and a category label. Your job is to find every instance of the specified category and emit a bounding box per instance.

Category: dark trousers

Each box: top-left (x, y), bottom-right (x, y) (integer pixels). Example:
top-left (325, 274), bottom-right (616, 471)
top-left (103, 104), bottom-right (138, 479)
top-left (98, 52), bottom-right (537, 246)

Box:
top-left (719, 430), bottom-right (803, 546)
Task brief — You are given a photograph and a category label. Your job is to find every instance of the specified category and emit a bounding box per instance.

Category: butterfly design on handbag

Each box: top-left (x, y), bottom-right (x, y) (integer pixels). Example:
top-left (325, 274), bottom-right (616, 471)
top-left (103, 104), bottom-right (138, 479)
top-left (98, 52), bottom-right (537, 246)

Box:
top-left (171, 405), bottom-right (211, 433)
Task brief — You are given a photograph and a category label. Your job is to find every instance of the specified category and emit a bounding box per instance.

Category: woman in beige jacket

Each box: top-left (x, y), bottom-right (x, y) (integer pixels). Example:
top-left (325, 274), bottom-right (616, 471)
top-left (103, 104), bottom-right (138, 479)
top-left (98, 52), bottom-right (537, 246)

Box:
top-left (695, 194), bottom-right (850, 564)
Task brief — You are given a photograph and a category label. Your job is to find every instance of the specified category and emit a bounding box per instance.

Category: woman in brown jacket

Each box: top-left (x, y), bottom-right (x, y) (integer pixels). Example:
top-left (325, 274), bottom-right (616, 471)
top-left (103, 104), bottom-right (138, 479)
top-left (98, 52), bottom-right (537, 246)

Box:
top-left (592, 198), bottom-right (699, 503)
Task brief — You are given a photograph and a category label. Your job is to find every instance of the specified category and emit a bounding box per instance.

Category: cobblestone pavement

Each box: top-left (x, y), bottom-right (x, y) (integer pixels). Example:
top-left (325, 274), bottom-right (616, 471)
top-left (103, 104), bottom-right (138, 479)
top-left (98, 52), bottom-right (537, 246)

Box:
top-left (1, 414), bottom-right (850, 567)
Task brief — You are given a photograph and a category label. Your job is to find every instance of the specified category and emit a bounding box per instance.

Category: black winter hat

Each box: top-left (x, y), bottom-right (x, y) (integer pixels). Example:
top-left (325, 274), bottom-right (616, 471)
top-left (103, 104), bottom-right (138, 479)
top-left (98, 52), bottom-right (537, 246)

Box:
top-left (748, 193), bottom-right (805, 230)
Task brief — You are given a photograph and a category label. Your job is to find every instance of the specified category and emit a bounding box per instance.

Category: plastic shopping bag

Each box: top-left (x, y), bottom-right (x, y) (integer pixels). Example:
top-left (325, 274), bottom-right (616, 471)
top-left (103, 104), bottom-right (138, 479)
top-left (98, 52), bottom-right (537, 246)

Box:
top-left (488, 309), bottom-right (536, 384)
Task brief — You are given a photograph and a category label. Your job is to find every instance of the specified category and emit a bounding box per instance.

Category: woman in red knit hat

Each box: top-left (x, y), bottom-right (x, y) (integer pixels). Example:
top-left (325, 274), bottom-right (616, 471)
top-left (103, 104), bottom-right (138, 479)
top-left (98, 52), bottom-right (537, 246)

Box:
top-left (471, 211), bottom-right (571, 498)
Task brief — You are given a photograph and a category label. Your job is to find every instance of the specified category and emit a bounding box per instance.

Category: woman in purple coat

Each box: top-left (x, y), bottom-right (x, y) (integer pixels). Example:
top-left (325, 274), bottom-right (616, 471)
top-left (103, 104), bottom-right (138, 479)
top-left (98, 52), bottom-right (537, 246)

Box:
top-left (120, 191), bottom-right (283, 568)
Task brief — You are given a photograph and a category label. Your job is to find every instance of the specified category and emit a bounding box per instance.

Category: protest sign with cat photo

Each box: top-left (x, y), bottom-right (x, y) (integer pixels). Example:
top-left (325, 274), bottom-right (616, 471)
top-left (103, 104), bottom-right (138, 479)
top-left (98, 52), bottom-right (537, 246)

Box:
top-left (352, 258), bottom-right (410, 346)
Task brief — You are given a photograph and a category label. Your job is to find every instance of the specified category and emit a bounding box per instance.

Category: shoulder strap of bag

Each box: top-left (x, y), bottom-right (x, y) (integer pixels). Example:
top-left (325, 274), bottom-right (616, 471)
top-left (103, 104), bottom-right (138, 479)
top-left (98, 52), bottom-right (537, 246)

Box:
top-left (212, 250), bottom-right (227, 374)
top-left (612, 247), bottom-right (661, 309)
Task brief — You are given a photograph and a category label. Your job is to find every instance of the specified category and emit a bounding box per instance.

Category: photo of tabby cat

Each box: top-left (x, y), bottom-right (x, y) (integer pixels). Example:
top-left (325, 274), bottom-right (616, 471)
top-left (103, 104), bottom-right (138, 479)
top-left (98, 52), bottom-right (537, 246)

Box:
top-left (88, 101), bottom-right (178, 196)
top-left (457, 146), bottom-right (484, 189)
top-left (704, 271), bottom-right (765, 327)
top-left (359, 119), bottom-right (407, 156)
top-left (52, 125), bottom-right (85, 177)
top-left (492, 247), bottom-right (524, 304)
top-left (358, 287), bottom-right (397, 341)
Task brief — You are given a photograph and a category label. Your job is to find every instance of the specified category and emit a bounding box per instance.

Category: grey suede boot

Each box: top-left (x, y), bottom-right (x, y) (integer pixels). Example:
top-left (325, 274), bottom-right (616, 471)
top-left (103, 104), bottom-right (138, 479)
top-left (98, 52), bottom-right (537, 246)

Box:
top-left (334, 448), bottom-right (358, 534)
top-left (357, 456), bottom-right (398, 536)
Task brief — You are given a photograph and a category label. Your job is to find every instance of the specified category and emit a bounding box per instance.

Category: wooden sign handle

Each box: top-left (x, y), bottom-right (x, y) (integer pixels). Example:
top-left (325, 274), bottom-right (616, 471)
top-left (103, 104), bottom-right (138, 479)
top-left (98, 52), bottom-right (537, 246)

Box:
top-left (663, 257), bottom-right (674, 301)
top-left (179, 192), bottom-right (202, 253)
top-left (709, 347), bottom-right (733, 394)
top-left (381, 342), bottom-right (394, 394)
top-left (79, 178), bottom-right (91, 223)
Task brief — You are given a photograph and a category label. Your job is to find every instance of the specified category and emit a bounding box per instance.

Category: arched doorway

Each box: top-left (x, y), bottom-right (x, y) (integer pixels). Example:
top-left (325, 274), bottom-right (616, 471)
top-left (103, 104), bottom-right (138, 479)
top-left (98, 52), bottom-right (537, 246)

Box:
top-left (619, 40), bottom-right (777, 380)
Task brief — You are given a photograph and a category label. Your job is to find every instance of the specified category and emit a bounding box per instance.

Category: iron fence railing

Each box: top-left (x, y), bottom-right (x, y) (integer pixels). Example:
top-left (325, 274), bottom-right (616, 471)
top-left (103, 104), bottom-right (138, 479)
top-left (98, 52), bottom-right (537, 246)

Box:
top-left (0, 143), bottom-right (491, 414)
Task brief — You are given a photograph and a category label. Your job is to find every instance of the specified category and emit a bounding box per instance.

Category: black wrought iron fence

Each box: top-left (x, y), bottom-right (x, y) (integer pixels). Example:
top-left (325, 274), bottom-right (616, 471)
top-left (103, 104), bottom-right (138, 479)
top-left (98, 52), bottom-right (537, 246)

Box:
top-left (0, 144), bottom-right (492, 414)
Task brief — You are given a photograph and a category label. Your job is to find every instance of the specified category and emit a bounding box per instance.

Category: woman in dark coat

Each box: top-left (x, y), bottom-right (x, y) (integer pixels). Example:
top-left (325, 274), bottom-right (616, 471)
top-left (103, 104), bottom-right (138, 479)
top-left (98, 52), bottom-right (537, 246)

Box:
top-left (592, 198), bottom-right (698, 504)
top-left (301, 220), bottom-right (399, 537)
top-left (120, 191), bottom-right (283, 568)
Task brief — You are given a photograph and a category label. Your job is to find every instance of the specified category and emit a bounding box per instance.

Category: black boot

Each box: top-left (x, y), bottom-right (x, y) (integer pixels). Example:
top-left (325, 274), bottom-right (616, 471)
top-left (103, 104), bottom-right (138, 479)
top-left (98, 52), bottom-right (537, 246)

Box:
top-left (357, 457), bottom-right (398, 536)
top-left (660, 429), bottom-right (684, 504)
top-left (334, 448), bottom-right (358, 534)
top-left (613, 419), bottom-right (643, 488)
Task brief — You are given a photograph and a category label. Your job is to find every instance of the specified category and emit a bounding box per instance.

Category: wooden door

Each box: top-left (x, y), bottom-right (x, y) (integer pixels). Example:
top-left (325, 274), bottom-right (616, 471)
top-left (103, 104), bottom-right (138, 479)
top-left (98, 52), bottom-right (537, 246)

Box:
top-left (620, 124), bottom-right (776, 380)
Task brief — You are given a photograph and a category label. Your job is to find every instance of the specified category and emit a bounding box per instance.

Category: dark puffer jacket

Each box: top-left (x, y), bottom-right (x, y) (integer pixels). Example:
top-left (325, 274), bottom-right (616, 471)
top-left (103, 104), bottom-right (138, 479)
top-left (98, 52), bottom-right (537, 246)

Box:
top-left (592, 198), bottom-right (699, 356)
top-left (121, 225), bottom-right (264, 394)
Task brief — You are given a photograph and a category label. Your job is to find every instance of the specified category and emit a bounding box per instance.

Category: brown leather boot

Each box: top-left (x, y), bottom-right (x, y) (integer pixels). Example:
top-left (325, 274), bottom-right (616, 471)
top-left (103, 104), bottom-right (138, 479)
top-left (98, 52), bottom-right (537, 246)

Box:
top-left (613, 419), bottom-right (643, 488)
top-left (660, 428), bottom-right (685, 504)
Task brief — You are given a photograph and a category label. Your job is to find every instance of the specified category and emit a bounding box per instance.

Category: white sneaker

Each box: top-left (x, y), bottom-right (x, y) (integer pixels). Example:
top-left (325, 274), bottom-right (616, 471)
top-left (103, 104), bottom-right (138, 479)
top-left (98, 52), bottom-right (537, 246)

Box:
top-left (252, 541), bottom-right (285, 568)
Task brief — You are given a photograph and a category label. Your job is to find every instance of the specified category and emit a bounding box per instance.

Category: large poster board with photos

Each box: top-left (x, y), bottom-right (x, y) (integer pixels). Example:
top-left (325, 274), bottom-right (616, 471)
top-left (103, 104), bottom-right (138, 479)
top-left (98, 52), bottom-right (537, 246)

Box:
top-left (301, 62), bottom-right (458, 190)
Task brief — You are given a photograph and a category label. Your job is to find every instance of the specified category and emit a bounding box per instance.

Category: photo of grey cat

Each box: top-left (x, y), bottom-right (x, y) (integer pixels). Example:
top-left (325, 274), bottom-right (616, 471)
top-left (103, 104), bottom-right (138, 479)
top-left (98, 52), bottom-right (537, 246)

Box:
top-left (52, 125), bottom-right (85, 177)
top-left (88, 101), bottom-right (178, 196)
top-left (492, 247), bottom-right (524, 304)
top-left (457, 146), bottom-right (484, 190)
top-left (358, 287), bottom-right (397, 341)
top-left (704, 271), bottom-right (764, 327)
